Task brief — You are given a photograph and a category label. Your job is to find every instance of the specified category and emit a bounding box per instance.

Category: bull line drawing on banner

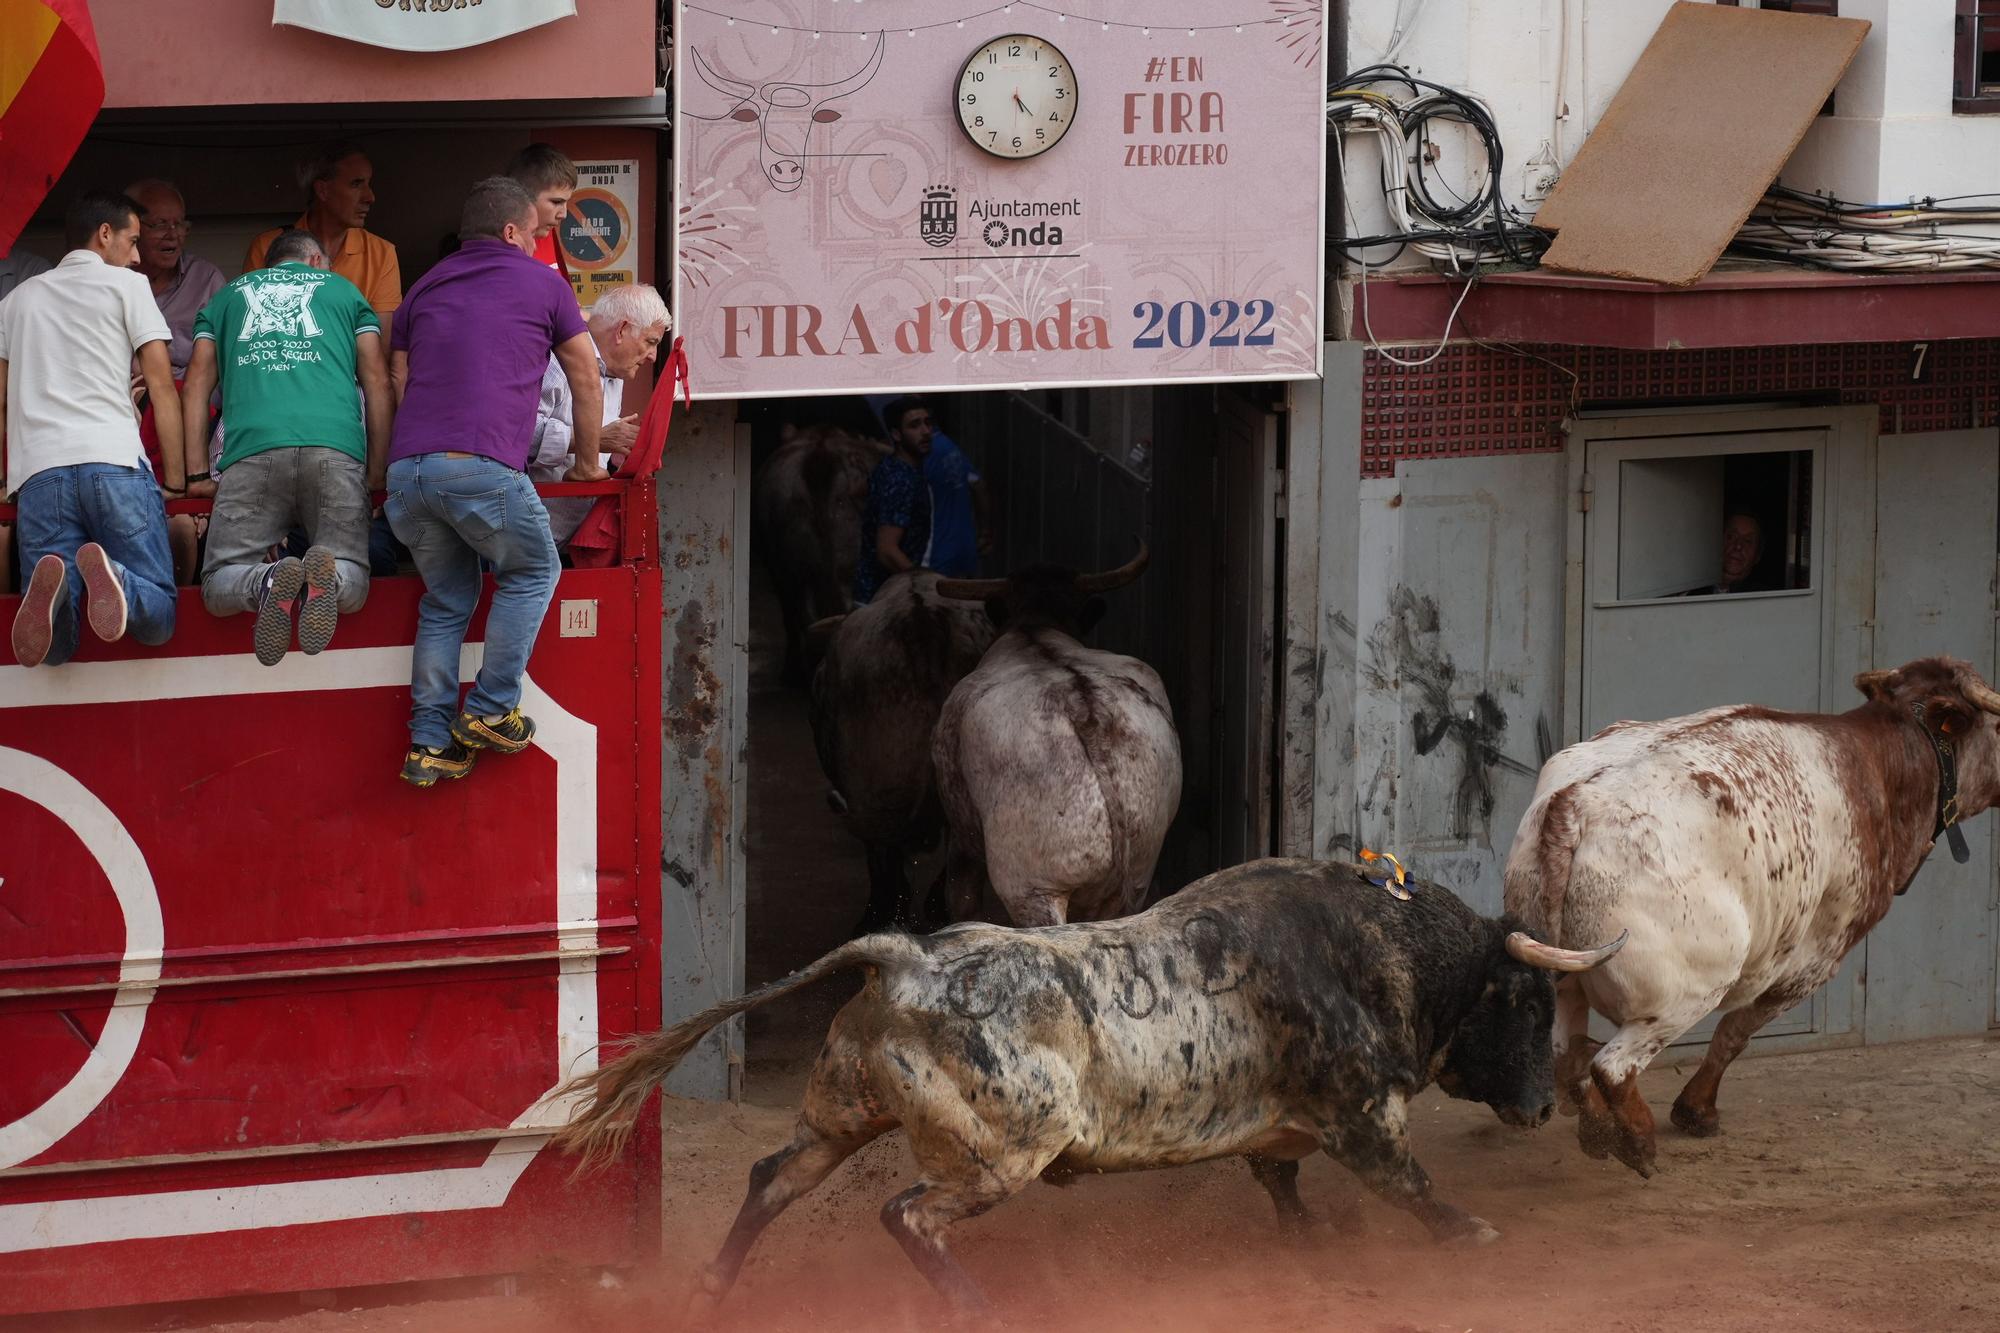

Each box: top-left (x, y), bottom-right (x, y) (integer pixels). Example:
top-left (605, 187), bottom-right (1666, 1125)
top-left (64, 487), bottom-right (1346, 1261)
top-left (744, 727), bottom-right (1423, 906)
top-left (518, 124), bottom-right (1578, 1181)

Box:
top-left (685, 33), bottom-right (887, 194)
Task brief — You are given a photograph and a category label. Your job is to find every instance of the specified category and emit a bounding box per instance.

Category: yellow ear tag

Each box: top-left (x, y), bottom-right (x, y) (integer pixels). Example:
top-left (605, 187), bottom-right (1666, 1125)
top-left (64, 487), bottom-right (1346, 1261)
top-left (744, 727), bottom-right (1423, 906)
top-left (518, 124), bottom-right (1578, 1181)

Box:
top-left (1359, 848), bottom-right (1413, 901)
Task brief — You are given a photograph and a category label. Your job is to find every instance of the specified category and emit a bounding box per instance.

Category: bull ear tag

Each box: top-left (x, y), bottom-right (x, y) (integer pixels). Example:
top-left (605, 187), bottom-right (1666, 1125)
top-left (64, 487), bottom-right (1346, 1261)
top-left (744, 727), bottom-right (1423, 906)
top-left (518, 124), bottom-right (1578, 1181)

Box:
top-left (1359, 848), bottom-right (1413, 901)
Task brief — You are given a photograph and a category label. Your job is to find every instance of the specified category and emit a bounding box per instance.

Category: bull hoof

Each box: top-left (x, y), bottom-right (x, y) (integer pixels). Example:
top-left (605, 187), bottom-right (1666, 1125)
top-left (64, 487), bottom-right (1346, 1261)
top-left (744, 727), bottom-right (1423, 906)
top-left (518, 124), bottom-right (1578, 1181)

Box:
top-left (681, 1267), bottom-right (729, 1325)
top-left (1670, 1100), bottom-right (1722, 1138)
top-left (1577, 1112), bottom-right (1618, 1161)
top-left (1437, 1216), bottom-right (1501, 1248)
top-left (1620, 1148), bottom-right (1657, 1179)
top-left (1609, 1129), bottom-right (1658, 1178)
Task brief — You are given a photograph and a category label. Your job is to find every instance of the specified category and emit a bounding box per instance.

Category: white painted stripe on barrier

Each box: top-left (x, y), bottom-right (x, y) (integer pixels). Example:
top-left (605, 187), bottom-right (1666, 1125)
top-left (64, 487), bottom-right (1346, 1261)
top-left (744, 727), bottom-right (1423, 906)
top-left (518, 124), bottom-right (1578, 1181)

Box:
top-left (8, 1136), bottom-right (549, 1251)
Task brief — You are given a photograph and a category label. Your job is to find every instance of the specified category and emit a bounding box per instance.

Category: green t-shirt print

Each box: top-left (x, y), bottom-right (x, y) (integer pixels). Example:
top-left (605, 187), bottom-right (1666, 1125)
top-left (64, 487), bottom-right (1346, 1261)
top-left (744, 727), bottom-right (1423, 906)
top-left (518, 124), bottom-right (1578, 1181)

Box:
top-left (195, 264), bottom-right (379, 470)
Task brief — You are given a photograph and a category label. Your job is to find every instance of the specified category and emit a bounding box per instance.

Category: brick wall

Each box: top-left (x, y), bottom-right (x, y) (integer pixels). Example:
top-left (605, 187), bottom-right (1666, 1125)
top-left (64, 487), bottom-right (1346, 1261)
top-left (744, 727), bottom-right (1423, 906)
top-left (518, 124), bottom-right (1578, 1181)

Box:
top-left (1359, 339), bottom-right (2000, 477)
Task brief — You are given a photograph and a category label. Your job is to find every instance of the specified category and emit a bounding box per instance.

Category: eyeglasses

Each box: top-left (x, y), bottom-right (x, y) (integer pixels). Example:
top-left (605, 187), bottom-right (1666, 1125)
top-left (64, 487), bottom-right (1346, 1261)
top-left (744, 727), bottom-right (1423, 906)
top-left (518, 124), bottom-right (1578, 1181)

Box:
top-left (140, 219), bottom-right (191, 236)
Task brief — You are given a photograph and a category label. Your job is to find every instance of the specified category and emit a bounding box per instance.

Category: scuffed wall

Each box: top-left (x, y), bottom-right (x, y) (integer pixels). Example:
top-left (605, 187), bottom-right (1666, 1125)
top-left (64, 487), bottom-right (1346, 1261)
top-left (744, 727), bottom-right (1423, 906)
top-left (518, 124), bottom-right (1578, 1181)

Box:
top-left (1344, 454), bottom-right (1566, 914)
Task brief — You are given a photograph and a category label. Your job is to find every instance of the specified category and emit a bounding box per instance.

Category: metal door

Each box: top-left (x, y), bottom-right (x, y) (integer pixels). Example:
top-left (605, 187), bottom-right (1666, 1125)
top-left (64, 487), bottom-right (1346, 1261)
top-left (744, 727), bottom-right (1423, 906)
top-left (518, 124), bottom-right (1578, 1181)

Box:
top-left (1864, 430), bottom-right (1999, 1043)
top-left (1579, 424), bottom-right (1834, 1044)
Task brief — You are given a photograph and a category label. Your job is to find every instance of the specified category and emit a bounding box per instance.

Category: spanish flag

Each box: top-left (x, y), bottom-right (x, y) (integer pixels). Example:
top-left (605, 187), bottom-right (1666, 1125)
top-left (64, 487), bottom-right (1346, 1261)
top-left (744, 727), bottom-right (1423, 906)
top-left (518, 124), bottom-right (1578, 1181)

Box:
top-left (0, 0), bottom-right (102, 255)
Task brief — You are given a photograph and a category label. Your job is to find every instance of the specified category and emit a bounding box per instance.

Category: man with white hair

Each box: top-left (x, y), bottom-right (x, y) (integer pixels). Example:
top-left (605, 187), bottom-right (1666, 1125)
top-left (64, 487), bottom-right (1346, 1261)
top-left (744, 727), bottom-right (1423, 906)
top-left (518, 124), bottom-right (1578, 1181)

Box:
top-left (529, 282), bottom-right (670, 544)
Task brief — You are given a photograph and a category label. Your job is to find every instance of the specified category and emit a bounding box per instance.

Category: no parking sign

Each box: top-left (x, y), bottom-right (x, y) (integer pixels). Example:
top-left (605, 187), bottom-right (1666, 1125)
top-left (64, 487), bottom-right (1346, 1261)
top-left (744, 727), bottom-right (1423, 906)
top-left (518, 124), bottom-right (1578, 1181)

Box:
top-left (560, 159), bottom-right (640, 308)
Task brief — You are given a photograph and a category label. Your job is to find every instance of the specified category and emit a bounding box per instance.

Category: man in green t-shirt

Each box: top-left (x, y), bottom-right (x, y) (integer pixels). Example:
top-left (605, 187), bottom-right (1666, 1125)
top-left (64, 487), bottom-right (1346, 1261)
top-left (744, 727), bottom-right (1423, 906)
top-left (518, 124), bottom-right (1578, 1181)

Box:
top-left (181, 229), bottom-right (392, 666)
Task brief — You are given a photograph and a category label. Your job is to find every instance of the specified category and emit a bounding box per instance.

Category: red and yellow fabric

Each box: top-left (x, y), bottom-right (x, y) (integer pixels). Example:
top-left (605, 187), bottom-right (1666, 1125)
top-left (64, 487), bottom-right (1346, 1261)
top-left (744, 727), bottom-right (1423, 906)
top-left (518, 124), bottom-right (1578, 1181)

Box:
top-left (0, 0), bottom-right (103, 256)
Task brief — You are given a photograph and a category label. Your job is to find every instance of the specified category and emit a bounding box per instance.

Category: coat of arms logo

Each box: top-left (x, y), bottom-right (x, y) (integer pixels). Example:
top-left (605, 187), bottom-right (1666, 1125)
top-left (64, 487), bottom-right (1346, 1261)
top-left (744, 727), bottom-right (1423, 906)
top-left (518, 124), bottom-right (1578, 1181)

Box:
top-left (919, 184), bottom-right (957, 248)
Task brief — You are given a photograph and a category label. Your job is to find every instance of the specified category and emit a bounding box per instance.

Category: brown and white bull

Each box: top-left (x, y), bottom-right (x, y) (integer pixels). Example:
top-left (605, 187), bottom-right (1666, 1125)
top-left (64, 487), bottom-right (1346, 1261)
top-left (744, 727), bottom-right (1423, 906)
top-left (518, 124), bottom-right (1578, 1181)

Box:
top-left (808, 571), bottom-right (994, 932)
top-left (752, 424), bottom-right (887, 686)
top-left (930, 546), bottom-right (1182, 926)
top-left (1504, 656), bottom-right (2000, 1177)
top-left (552, 858), bottom-right (1626, 1317)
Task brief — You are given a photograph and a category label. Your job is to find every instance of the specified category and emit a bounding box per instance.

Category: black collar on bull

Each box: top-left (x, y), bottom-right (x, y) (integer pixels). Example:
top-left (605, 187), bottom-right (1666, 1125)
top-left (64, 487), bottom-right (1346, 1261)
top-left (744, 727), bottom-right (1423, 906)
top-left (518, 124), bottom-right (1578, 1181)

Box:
top-left (1911, 701), bottom-right (1972, 870)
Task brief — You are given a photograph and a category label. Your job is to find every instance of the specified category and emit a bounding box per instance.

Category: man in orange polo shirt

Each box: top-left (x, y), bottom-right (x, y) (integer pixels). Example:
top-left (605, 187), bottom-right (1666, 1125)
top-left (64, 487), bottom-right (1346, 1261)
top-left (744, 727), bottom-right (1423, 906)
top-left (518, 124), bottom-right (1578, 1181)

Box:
top-left (243, 142), bottom-right (401, 320)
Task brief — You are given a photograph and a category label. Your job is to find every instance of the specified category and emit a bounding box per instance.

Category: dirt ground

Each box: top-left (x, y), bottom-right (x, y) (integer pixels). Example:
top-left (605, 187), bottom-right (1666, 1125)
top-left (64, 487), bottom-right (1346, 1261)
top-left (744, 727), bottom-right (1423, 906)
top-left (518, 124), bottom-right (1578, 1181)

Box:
top-left (129, 576), bottom-right (2000, 1333)
top-left (166, 1033), bottom-right (2000, 1333)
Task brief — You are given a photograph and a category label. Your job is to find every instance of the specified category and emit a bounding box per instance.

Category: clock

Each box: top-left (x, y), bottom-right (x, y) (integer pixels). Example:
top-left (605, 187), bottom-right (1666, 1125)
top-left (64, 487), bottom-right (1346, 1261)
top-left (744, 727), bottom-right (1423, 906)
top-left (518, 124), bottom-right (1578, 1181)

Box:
top-left (955, 33), bottom-right (1078, 159)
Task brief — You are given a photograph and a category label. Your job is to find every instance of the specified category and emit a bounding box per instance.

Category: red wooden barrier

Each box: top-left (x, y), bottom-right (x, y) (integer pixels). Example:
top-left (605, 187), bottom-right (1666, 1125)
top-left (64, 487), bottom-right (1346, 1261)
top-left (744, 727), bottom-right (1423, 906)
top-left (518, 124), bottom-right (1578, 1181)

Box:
top-left (0, 481), bottom-right (661, 1315)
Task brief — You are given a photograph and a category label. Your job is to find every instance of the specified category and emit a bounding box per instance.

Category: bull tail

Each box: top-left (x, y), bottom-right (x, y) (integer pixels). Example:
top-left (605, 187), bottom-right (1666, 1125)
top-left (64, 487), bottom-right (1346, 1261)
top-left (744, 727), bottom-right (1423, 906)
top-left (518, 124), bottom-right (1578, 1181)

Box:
top-left (548, 933), bottom-right (925, 1172)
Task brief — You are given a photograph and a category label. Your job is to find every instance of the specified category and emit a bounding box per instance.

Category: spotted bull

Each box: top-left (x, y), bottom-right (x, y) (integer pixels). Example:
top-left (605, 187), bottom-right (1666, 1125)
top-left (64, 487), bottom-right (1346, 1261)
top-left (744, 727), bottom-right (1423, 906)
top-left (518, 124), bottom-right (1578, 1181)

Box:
top-left (808, 571), bottom-right (994, 932)
top-left (688, 34), bottom-right (885, 193)
top-left (752, 424), bottom-right (887, 686)
top-left (1503, 656), bottom-right (2000, 1177)
top-left (553, 858), bottom-right (1626, 1317)
top-left (931, 545), bottom-right (1181, 926)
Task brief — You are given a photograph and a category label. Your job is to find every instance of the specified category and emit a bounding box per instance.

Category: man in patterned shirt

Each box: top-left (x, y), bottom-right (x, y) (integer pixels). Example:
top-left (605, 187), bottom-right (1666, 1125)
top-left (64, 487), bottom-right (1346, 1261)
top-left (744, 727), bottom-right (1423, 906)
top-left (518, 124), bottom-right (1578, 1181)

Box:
top-left (852, 396), bottom-right (934, 604)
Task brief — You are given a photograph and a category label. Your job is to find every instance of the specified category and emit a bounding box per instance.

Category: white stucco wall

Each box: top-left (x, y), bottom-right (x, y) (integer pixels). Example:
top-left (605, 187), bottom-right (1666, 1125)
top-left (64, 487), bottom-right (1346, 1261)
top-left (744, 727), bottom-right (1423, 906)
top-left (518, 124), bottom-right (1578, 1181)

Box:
top-left (1339, 0), bottom-right (2000, 271)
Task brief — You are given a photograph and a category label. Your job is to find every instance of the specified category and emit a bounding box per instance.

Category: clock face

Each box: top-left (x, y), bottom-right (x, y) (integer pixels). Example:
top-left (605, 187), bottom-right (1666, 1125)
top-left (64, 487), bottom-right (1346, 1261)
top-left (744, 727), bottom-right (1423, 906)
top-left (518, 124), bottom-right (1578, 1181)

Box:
top-left (955, 34), bottom-right (1077, 159)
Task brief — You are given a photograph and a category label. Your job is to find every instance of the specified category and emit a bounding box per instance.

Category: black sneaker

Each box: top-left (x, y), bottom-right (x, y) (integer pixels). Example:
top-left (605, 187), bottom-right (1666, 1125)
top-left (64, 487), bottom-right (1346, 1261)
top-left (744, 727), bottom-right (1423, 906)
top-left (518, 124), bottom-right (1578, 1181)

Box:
top-left (451, 707), bottom-right (536, 754)
top-left (297, 545), bottom-right (340, 655)
top-left (254, 558), bottom-right (304, 666)
top-left (400, 740), bottom-right (477, 788)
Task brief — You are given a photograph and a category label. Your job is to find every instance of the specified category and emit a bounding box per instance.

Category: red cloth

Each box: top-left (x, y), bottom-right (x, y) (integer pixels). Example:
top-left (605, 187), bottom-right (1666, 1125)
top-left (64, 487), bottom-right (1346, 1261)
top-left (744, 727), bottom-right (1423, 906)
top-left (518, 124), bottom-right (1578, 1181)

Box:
top-left (566, 337), bottom-right (691, 569)
top-left (0, 2), bottom-right (104, 255)
top-left (535, 230), bottom-right (572, 281)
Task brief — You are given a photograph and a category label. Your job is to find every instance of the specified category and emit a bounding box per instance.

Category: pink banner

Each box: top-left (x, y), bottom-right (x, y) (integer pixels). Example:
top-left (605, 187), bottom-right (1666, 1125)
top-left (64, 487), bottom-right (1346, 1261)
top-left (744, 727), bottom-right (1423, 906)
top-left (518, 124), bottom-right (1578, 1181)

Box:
top-left (674, 1), bottom-right (1326, 398)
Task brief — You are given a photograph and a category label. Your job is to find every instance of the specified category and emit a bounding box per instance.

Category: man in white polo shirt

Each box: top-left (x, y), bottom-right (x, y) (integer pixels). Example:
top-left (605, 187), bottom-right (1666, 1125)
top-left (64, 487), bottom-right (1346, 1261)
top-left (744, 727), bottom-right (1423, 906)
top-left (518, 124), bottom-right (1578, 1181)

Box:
top-left (0, 190), bottom-right (185, 667)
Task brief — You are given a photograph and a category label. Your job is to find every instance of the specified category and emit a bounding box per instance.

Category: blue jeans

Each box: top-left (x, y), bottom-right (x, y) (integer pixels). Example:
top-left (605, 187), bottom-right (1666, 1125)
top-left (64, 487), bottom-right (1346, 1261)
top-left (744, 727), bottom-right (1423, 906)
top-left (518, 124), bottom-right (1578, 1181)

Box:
top-left (383, 453), bottom-right (557, 749)
top-left (14, 462), bottom-right (177, 664)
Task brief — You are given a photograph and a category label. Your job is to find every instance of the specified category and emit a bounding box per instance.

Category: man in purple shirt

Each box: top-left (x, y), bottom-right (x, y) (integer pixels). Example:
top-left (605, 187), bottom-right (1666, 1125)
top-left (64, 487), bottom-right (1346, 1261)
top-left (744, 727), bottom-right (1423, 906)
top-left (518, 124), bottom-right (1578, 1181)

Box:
top-left (384, 176), bottom-right (605, 787)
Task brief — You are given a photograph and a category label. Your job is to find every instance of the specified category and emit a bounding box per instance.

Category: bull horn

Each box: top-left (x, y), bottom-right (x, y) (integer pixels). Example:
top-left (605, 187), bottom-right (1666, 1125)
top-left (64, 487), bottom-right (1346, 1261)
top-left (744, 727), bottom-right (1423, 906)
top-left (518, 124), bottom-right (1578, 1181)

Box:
top-left (1962, 674), bottom-right (2000, 716)
top-left (934, 576), bottom-right (1008, 602)
top-left (806, 30), bottom-right (885, 97)
top-left (1075, 540), bottom-right (1151, 594)
top-left (688, 46), bottom-right (757, 102)
top-left (1505, 929), bottom-right (1627, 974)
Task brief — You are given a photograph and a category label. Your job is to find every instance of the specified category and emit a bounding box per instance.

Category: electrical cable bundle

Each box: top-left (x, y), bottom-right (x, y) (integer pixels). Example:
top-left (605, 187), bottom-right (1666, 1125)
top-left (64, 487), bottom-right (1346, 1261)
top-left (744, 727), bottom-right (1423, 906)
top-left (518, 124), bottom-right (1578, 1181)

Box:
top-left (1732, 184), bottom-right (2000, 271)
top-left (1327, 64), bottom-right (1549, 272)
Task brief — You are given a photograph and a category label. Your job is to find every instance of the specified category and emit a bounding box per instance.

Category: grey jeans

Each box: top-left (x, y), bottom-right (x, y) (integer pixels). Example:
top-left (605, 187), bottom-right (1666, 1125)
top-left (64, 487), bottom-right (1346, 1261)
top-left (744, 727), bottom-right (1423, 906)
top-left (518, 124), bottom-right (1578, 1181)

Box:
top-left (201, 446), bottom-right (371, 616)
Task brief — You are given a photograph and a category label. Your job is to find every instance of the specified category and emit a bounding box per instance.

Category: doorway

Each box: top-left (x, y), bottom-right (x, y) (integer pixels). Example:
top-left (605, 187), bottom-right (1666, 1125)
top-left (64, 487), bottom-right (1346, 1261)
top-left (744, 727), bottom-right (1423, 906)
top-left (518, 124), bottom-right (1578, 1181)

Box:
top-left (733, 383), bottom-right (1288, 1103)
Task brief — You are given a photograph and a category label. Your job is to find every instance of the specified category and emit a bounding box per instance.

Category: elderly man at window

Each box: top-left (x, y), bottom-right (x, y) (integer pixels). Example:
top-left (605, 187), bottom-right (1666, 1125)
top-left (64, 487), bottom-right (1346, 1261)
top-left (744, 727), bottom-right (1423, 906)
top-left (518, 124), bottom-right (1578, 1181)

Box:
top-left (127, 179), bottom-right (224, 585)
top-left (528, 283), bottom-right (670, 546)
top-left (127, 179), bottom-right (224, 379)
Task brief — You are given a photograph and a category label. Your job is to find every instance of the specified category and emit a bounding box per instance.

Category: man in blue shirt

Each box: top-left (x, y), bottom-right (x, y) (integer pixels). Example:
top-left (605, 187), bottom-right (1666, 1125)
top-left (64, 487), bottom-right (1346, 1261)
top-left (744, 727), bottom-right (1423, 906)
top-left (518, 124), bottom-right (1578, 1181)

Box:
top-left (864, 393), bottom-right (990, 578)
top-left (853, 397), bottom-right (934, 604)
